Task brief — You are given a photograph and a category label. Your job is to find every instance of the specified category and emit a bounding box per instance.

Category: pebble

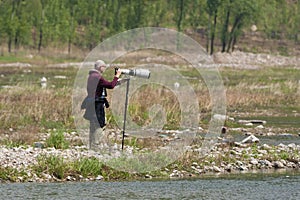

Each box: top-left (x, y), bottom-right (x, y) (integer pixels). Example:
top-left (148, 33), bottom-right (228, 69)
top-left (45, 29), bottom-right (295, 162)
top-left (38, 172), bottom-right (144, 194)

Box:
top-left (213, 166), bottom-right (222, 172)
top-left (250, 159), bottom-right (258, 165)
top-left (273, 161), bottom-right (285, 169)
top-left (1, 128), bottom-right (300, 182)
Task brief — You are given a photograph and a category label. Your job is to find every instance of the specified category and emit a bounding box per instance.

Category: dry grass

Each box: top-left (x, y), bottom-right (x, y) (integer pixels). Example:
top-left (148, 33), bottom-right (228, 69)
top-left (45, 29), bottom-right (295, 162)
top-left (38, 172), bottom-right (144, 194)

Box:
top-left (0, 51), bottom-right (299, 145)
top-left (0, 86), bottom-right (73, 134)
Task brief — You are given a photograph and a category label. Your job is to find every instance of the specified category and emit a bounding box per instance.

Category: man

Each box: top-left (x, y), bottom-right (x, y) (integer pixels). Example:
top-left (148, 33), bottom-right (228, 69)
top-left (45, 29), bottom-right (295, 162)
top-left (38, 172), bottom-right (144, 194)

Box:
top-left (83, 60), bottom-right (121, 149)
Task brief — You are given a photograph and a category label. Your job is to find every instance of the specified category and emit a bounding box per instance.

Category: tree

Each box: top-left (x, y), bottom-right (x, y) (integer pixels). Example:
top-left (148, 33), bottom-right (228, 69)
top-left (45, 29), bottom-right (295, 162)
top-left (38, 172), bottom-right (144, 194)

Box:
top-left (220, 0), bottom-right (258, 52)
top-left (206, 0), bottom-right (222, 54)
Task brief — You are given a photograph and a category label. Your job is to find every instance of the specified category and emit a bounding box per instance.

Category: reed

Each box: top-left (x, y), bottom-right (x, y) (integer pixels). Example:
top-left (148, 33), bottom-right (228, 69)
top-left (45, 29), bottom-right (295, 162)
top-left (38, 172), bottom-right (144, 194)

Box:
top-left (0, 64), bottom-right (299, 145)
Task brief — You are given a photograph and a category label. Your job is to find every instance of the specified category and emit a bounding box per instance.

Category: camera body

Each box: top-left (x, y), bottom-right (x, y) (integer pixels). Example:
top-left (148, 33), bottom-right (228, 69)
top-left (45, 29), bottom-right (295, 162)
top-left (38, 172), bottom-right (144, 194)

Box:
top-left (115, 68), bottom-right (150, 79)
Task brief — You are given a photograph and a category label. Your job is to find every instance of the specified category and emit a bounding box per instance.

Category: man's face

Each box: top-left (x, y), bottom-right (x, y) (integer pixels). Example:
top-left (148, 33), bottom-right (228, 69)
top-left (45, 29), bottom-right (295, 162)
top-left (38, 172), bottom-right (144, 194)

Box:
top-left (99, 65), bottom-right (106, 73)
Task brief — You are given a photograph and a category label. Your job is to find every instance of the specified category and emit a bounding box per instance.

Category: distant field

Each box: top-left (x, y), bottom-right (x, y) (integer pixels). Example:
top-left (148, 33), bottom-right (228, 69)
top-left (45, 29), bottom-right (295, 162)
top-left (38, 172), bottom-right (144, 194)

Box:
top-left (0, 51), bottom-right (299, 146)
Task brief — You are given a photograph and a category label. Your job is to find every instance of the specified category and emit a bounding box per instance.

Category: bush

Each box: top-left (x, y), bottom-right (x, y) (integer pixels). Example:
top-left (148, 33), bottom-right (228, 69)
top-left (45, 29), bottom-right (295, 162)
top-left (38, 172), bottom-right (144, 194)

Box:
top-left (45, 129), bottom-right (70, 149)
top-left (34, 154), bottom-right (67, 179)
top-left (72, 157), bottom-right (103, 177)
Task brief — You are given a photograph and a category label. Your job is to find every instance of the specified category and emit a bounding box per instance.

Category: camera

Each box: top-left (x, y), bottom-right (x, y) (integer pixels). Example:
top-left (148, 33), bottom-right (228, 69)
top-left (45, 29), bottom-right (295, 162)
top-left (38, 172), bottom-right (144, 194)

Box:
top-left (115, 68), bottom-right (151, 79)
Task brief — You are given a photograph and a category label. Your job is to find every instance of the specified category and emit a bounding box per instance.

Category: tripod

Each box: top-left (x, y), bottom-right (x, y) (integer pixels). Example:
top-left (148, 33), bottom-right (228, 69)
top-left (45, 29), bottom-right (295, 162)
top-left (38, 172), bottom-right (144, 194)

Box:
top-left (121, 78), bottom-right (130, 150)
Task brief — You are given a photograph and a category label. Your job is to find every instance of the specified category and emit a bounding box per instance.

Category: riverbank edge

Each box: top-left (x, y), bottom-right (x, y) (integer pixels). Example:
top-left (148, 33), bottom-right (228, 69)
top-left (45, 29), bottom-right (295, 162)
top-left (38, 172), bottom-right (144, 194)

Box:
top-left (1, 136), bottom-right (300, 183)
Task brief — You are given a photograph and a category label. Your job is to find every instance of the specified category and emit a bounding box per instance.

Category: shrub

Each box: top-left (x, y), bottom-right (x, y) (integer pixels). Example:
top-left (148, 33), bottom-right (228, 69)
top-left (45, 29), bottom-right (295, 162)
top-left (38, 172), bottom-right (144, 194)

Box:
top-left (45, 129), bottom-right (70, 149)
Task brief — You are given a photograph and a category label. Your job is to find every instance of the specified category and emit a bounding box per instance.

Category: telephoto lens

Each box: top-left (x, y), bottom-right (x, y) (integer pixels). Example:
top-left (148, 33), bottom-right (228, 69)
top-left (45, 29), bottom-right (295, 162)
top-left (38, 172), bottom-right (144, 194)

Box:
top-left (119, 69), bottom-right (151, 79)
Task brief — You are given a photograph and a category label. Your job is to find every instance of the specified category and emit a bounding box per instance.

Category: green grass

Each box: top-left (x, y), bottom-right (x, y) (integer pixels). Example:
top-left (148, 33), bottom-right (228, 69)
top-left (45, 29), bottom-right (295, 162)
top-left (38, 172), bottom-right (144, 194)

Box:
top-left (72, 157), bottom-right (103, 178)
top-left (0, 60), bottom-right (299, 140)
top-left (0, 166), bottom-right (28, 182)
top-left (45, 129), bottom-right (70, 149)
top-left (0, 66), bottom-right (77, 88)
top-left (31, 154), bottom-right (134, 181)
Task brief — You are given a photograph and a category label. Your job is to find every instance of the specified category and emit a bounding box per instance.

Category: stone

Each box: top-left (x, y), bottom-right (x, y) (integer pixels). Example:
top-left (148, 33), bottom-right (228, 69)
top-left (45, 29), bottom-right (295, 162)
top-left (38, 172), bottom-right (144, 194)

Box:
top-left (225, 164), bottom-right (232, 172)
top-left (213, 114), bottom-right (227, 121)
top-left (95, 175), bottom-right (103, 180)
top-left (262, 144), bottom-right (272, 150)
top-left (286, 162), bottom-right (296, 168)
top-left (145, 174), bottom-right (152, 179)
top-left (265, 160), bottom-right (272, 167)
top-left (234, 142), bottom-right (247, 148)
top-left (33, 142), bottom-right (44, 149)
top-left (256, 125), bottom-right (264, 129)
top-left (239, 165), bottom-right (248, 171)
top-left (236, 161), bottom-right (244, 168)
top-left (280, 159), bottom-right (287, 166)
top-left (54, 75), bottom-right (67, 79)
top-left (241, 135), bottom-right (259, 144)
top-left (213, 166), bottom-right (222, 172)
top-left (250, 159), bottom-right (258, 165)
top-left (273, 161), bottom-right (285, 169)
top-left (245, 123), bottom-right (253, 126)
top-left (245, 132), bottom-right (252, 136)
top-left (287, 143), bottom-right (296, 149)
top-left (257, 149), bottom-right (268, 155)
top-left (238, 120), bottom-right (266, 125)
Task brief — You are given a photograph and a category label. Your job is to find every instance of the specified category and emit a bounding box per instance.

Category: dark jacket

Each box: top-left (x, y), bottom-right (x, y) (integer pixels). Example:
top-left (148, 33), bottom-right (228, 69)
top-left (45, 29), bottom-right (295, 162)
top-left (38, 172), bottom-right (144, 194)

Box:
top-left (87, 69), bottom-right (119, 98)
top-left (82, 69), bottom-right (119, 126)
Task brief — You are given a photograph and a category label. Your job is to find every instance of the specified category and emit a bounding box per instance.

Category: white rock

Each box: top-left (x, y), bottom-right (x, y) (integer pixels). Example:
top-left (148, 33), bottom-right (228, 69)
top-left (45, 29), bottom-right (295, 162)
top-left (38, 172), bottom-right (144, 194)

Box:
top-left (213, 166), bottom-right (222, 172)
top-left (256, 125), bottom-right (264, 129)
top-left (265, 160), bottom-right (272, 167)
top-left (250, 159), bottom-right (258, 165)
top-left (54, 75), bottom-right (67, 79)
top-left (262, 144), bottom-right (272, 150)
top-left (213, 114), bottom-right (227, 121)
top-left (287, 143), bottom-right (296, 149)
top-left (145, 174), bottom-right (152, 179)
top-left (257, 149), bottom-right (267, 155)
top-left (273, 161), bottom-right (285, 168)
top-left (241, 135), bottom-right (260, 144)
top-left (95, 175), bottom-right (103, 180)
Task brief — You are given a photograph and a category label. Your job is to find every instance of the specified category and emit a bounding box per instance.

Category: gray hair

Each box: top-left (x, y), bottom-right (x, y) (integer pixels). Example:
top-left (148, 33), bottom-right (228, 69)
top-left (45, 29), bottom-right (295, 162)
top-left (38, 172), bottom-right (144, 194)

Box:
top-left (94, 60), bottom-right (106, 70)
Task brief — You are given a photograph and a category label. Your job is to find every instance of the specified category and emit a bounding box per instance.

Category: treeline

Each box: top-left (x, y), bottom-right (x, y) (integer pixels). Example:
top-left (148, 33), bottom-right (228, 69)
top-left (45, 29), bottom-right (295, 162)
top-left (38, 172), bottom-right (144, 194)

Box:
top-left (0, 0), bottom-right (299, 55)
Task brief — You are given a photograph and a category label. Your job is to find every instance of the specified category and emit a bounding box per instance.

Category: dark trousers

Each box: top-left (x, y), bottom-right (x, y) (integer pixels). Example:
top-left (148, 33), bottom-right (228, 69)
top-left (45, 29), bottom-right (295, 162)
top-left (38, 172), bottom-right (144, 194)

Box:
top-left (95, 102), bottom-right (106, 128)
top-left (89, 102), bottom-right (106, 149)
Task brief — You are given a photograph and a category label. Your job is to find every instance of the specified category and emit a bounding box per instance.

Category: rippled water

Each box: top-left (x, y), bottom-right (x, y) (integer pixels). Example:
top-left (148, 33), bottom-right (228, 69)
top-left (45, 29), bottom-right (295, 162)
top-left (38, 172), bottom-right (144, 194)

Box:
top-left (1, 171), bottom-right (299, 200)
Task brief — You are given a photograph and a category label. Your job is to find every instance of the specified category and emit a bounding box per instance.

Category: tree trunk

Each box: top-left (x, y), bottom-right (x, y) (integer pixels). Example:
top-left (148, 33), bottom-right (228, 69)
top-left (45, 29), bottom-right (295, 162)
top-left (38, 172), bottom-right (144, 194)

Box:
top-left (8, 37), bottom-right (12, 53)
top-left (38, 26), bottom-right (43, 52)
top-left (38, 9), bottom-right (44, 53)
top-left (206, 16), bottom-right (210, 53)
top-left (210, 12), bottom-right (217, 55)
top-left (176, 0), bottom-right (184, 50)
top-left (227, 15), bottom-right (242, 52)
top-left (177, 0), bottom-right (184, 32)
top-left (221, 10), bottom-right (230, 52)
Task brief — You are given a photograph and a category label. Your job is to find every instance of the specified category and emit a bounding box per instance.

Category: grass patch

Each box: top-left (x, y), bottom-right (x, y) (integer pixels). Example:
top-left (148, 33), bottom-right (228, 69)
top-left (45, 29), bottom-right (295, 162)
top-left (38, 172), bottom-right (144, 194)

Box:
top-left (45, 129), bottom-right (70, 149)
top-left (31, 154), bottom-right (135, 181)
top-left (0, 166), bottom-right (28, 182)
top-left (72, 157), bottom-right (103, 178)
top-left (33, 154), bottom-right (67, 179)
top-left (0, 62), bottom-right (299, 141)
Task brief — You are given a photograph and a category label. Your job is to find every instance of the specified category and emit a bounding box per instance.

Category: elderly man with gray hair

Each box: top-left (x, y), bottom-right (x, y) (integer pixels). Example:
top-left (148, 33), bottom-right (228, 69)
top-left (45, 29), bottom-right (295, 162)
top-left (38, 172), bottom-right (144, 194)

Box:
top-left (82, 60), bottom-right (122, 149)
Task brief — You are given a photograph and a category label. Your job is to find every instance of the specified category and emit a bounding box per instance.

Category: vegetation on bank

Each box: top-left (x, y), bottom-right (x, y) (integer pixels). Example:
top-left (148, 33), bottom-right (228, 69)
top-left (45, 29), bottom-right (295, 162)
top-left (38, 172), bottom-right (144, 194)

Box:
top-left (0, 52), bottom-right (299, 182)
top-left (0, 139), bottom-right (300, 183)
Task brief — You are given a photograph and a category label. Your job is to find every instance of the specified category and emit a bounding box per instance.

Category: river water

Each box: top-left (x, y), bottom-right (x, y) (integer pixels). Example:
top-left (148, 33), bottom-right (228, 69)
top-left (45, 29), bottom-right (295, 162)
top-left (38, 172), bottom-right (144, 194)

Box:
top-left (1, 171), bottom-right (299, 200)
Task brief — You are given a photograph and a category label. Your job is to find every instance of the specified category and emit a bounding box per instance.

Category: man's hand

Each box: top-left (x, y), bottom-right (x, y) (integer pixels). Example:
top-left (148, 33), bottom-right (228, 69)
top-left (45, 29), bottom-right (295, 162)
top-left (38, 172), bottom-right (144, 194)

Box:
top-left (115, 69), bottom-right (122, 78)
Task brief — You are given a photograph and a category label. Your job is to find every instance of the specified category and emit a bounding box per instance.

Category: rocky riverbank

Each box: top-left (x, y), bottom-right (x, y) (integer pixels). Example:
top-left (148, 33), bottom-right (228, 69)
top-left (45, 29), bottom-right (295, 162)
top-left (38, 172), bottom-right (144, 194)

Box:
top-left (0, 128), bottom-right (299, 183)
